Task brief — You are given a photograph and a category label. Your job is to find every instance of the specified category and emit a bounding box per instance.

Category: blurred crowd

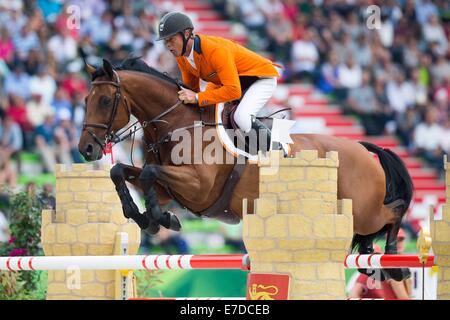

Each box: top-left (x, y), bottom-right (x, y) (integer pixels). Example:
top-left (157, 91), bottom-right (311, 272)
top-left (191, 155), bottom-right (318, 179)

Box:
top-left (0, 0), bottom-right (449, 232)
top-left (218, 0), bottom-right (449, 176)
top-left (0, 0), bottom-right (179, 188)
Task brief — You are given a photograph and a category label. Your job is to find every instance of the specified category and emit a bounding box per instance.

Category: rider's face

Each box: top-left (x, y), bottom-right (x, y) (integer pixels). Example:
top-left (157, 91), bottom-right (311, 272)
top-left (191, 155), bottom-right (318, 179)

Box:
top-left (164, 34), bottom-right (183, 57)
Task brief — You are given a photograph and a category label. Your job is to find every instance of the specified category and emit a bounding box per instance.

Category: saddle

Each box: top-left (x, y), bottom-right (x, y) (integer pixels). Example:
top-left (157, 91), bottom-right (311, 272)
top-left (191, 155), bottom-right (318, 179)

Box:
top-left (221, 100), bottom-right (275, 154)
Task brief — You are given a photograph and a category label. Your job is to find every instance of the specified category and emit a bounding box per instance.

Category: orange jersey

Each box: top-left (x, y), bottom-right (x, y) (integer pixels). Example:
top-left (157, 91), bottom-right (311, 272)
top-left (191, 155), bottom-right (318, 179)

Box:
top-left (176, 34), bottom-right (279, 106)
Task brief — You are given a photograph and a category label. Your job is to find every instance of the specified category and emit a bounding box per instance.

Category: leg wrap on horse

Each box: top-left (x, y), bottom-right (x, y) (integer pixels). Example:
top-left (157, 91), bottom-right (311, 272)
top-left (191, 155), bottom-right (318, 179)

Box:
top-left (110, 164), bottom-right (150, 230)
top-left (139, 166), bottom-right (181, 233)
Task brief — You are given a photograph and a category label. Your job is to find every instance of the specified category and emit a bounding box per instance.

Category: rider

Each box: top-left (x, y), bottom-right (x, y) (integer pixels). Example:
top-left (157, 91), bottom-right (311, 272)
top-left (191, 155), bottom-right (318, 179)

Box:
top-left (156, 11), bottom-right (282, 152)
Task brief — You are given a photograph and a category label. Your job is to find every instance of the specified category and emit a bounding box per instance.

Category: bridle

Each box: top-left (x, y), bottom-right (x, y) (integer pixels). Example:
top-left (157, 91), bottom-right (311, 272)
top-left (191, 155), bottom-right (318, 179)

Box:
top-left (82, 69), bottom-right (184, 154)
top-left (82, 69), bottom-right (131, 152)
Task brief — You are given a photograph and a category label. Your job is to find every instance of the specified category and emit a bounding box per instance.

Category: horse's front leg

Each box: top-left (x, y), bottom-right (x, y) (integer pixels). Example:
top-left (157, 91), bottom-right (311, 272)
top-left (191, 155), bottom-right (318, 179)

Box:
top-left (110, 163), bottom-right (159, 234)
top-left (139, 164), bottom-right (182, 232)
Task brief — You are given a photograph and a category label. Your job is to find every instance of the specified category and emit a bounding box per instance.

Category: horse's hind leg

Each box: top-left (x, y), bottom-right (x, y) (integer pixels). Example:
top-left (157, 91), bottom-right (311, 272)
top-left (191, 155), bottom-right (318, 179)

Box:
top-left (382, 204), bottom-right (411, 281)
top-left (351, 233), bottom-right (386, 281)
top-left (139, 164), bottom-right (181, 233)
top-left (110, 163), bottom-right (159, 234)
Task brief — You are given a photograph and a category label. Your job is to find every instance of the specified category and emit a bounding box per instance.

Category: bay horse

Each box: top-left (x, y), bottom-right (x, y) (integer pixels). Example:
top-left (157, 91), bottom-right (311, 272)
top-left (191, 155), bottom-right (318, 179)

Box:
top-left (78, 58), bottom-right (413, 281)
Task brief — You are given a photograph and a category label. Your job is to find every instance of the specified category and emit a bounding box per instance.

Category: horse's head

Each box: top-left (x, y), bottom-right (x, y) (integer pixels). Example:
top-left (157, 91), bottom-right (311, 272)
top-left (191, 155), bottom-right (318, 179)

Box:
top-left (78, 59), bottom-right (131, 161)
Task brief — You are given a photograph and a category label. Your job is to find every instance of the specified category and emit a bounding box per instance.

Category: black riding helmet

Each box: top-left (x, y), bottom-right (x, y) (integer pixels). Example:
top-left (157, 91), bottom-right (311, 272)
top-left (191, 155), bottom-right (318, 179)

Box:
top-left (157, 12), bottom-right (194, 56)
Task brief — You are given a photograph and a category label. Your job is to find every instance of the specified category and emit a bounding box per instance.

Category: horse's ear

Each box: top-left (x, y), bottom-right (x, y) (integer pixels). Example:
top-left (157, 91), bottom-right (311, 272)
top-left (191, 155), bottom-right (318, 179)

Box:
top-left (102, 59), bottom-right (114, 79)
top-left (84, 61), bottom-right (96, 77)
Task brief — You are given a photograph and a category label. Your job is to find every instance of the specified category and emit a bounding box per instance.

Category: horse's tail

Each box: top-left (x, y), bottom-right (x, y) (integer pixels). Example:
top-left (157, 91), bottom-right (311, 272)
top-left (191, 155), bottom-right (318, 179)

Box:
top-left (350, 141), bottom-right (414, 252)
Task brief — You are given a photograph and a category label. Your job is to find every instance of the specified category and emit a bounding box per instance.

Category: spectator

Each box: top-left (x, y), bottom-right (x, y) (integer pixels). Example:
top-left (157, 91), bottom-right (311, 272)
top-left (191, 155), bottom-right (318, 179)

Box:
top-left (72, 91), bottom-right (86, 134)
top-left (317, 51), bottom-right (340, 94)
top-left (0, 4), bottom-right (27, 37)
top-left (413, 107), bottom-right (445, 176)
top-left (403, 39), bottom-right (420, 69)
top-left (47, 28), bottom-right (78, 67)
top-left (266, 10), bottom-right (293, 64)
top-left (0, 27), bottom-right (14, 65)
top-left (417, 53), bottom-right (432, 88)
top-left (29, 65), bottom-right (57, 105)
top-left (290, 28), bottom-right (318, 83)
top-left (26, 93), bottom-right (54, 129)
top-left (259, 0), bottom-right (284, 22)
top-left (282, 0), bottom-right (298, 23)
top-left (238, 0), bottom-right (266, 39)
top-left (113, 3), bottom-right (140, 51)
top-left (397, 107), bottom-right (422, 149)
top-left (0, 112), bottom-right (23, 170)
top-left (83, 10), bottom-right (113, 49)
top-left (440, 118), bottom-right (450, 156)
top-left (422, 15), bottom-right (448, 55)
top-left (352, 33), bottom-right (372, 68)
top-left (409, 68), bottom-right (429, 107)
top-left (24, 48), bottom-right (42, 75)
top-left (430, 55), bottom-right (450, 85)
top-left (415, 0), bottom-right (439, 26)
top-left (336, 55), bottom-right (362, 100)
top-left (51, 88), bottom-right (72, 122)
top-left (6, 94), bottom-right (32, 138)
top-left (332, 32), bottom-right (354, 64)
top-left (346, 70), bottom-right (388, 136)
top-left (12, 24), bottom-right (40, 61)
top-left (0, 147), bottom-right (16, 188)
top-left (344, 12), bottom-right (362, 41)
top-left (34, 114), bottom-right (63, 173)
top-left (53, 109), bottom-right (83, 164)
top-left (291, 14), bottom-right (308, 42)
top-left (3, 63), bottom-right (31, 100)
top-left (39, 183), bottom-right (56, 210)
top-left (60, 65), bottom-right (88, 101)
top-left (386, 70), bottom-right (415, 115)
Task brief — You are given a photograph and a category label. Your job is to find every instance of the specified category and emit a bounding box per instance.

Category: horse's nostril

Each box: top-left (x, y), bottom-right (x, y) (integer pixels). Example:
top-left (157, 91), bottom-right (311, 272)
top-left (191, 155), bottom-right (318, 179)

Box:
top-left (86, 143), bottom-right (94, 156)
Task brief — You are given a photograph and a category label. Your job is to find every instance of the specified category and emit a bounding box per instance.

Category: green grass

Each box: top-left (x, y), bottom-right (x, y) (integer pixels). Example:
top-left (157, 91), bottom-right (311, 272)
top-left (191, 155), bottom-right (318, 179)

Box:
top-left (17, 174), bottom-right (55, 187)
top-left (136, 269), bottom-right (247, 299)
top-left (19, 152), bottom-right (41, 163)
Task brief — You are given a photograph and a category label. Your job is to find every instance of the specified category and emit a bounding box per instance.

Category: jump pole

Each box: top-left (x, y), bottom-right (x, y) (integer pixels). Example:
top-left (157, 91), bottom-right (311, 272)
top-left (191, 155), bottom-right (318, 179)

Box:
top-left (344, 254), bottom-right (435, 269)
top-left (0, 254), bottom-right (250, 271)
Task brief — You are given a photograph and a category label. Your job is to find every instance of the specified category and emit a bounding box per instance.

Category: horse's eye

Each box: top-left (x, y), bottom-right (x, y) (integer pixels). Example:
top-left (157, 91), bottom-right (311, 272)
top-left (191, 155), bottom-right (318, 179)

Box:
top-left (99, 96), bottom-right (111, 107)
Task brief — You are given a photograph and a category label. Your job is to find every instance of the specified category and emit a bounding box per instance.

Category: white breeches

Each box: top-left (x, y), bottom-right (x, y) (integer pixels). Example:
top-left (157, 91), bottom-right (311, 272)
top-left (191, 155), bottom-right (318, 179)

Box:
top-left (233, 77), bottom-right (277, 132)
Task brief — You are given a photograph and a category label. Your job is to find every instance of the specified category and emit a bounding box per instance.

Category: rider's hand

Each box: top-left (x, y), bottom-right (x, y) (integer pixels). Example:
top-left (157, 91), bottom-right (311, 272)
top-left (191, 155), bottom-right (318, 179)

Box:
top-left (178, 89), bottom-right (198, 104)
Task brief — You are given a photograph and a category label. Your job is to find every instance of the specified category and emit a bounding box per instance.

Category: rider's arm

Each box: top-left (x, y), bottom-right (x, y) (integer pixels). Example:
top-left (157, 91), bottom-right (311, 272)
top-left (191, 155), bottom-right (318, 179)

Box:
top-left (197, 47), bottom-right (241, 106)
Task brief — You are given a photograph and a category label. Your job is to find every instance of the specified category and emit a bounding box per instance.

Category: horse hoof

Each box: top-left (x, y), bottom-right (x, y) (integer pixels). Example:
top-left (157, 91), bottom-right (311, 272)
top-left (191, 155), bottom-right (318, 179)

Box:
top-left (168, 213), bottom-right (182, 231)
top-left (382, 268), bottom-right (411, 281)
top-left (143, 221), bottom-right (160, 235)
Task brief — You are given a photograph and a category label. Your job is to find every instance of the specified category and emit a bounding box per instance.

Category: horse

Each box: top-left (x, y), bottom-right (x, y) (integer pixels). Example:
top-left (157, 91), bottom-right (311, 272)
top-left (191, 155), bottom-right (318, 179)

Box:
top-left (78, 58), bottom-right (414, 281)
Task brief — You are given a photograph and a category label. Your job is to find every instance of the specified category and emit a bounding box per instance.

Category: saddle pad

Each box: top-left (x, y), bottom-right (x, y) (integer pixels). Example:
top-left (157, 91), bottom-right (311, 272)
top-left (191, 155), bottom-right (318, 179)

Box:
top-left (215, 103), bottom-right (290, 163)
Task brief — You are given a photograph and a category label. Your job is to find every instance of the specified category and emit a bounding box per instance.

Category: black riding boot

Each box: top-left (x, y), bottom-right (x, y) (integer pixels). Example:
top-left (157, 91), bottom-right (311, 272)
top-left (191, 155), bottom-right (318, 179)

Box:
top-left (251, 116), bottom-right (284, 155)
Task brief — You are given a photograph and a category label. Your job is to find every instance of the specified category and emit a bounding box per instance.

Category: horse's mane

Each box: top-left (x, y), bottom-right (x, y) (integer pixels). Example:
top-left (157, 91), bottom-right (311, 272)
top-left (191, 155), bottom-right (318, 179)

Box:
top-left (92, 57), bottom-right (180, 88)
